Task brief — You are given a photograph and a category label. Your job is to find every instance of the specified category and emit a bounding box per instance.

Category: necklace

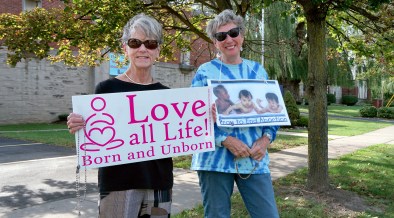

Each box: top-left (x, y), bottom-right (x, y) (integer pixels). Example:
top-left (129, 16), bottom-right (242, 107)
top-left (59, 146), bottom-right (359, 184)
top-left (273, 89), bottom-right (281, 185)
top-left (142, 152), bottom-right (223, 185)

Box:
top-left (234, 158), bottom-right (259, 179)
top-left (123, 73), bottom-right (153, 85)
top-left (75, 126), bottom-right (87, 215)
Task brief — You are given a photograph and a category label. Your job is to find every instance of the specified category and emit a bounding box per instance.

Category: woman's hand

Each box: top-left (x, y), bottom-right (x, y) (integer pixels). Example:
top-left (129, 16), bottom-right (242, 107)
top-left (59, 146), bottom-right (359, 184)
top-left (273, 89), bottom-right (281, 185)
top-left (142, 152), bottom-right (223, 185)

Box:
top-left (222, 136), bottom-right (251, 158)
top-left (249, 137), bottom-right (270, 161)
top-left (67, 113), bottom-right (84, 134)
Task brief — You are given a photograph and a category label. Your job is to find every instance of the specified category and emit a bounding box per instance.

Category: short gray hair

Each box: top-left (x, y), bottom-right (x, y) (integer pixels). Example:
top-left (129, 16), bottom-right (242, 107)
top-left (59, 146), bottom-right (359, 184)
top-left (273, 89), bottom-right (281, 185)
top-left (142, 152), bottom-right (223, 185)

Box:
top-left (121, 14), bottom-right (163, 44)
top-left (206, 10), bottom-right (245, 41)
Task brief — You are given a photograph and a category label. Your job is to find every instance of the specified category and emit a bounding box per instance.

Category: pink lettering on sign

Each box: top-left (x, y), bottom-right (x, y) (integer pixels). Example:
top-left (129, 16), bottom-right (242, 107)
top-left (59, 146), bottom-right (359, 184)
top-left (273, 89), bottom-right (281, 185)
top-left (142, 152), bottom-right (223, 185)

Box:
top-left (160, 141), bottom-right (213, 155)
top-left (82, 154), bottom-right (121, 166)
top-left (80, 97), bottom-right (124, 151)
top-left (127, 95), bottom-right (207, 124)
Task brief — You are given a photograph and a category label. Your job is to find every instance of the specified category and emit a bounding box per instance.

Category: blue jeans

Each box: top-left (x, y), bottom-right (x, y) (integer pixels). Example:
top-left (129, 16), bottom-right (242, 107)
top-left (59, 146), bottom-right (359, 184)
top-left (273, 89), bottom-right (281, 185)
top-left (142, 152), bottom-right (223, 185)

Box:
top-left (197, 171), bottom-right (279, 218)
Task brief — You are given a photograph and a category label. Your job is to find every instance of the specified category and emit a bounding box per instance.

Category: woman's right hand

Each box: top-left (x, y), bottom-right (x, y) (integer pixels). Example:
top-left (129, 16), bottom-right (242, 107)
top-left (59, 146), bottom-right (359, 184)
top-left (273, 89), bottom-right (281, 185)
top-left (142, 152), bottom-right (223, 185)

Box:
top-left (66, 113), bottom-right (84, 134)
top-left (221, 136), bottom-right (251, 158)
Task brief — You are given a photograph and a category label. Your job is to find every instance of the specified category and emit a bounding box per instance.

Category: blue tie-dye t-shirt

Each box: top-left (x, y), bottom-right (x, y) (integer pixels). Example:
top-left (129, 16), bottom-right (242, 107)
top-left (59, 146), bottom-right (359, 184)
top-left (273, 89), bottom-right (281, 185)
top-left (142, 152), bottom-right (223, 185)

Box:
top-left (190, 58), bottom-right (279, 174)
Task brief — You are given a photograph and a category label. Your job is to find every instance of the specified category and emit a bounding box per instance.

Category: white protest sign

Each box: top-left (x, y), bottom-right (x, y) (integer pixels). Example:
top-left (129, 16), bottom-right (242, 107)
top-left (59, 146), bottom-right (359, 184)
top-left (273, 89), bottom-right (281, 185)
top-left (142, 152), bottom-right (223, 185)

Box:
top-left (209, 79), bottom-right (291, 127)
top-left (72, 87), bottom-right (215, 169)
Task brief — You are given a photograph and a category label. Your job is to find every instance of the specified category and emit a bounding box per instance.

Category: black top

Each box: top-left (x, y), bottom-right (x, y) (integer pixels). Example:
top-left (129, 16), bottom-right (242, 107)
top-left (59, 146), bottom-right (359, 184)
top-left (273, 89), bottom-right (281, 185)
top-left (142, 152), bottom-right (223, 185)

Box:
top-left (95, 78), bottom-right (173, 193)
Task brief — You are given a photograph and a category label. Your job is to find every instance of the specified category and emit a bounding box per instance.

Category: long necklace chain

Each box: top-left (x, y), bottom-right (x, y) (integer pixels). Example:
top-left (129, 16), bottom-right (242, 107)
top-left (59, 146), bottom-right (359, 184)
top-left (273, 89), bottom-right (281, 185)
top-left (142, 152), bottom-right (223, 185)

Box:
top-left (123, 73), bottom-right (153, 85)
top-left (234, 158), bottom-right (259, 180)
top-left (75, 126), bottom-right (87, 215)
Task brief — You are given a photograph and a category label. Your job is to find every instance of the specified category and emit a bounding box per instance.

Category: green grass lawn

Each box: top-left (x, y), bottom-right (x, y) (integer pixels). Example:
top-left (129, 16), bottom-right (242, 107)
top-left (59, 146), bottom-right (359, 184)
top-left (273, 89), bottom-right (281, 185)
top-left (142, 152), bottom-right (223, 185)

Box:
top-left (281, 118), bottom-right (391, 136)
top-left (174, 144), bottom-right (394, 218)
top-left (269, 134), bottom-right (308, 152)
top-left (327, 119), bottom-right (391, 136)
top-left (275, 144), bottom-right (394, 218)
top-left (298, 104), bottom-right (365, 117)
top-left (326, 105), bottom-right (364, 117)
top-left (0, 123), bottom-right (66, 131)
top-left (283, 105), bottom-right (392, 136)
top-left (0, 130), bottom-right (76, 148)
top-left (0, 123), bottom-right (75, 148)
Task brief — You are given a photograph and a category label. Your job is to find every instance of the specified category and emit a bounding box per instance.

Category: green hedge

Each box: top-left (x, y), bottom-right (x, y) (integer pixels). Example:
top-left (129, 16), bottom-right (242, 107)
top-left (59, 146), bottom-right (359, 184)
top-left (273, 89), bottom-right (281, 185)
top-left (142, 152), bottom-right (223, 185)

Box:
top-left (341, 95), bottom-right (358, 106)
top-left (284, 91), bottom-right (300, 126)
top-left (359, 106), bottom-right (377, 118)
top-left (327, 93), bottom-right (336, 105)
top-left (296, 116), bottom-right (309, 127)
top-left (377, 107), bottom-right (394, 119)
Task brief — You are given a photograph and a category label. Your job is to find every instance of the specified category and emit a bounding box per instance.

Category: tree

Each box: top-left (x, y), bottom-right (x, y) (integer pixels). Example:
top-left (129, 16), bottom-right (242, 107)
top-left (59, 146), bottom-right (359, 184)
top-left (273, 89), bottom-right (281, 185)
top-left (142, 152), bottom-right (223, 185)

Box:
top-left (0, 0), bottom-right (269, 66)
top-left (0, 1), bottom-right (141, 66)
top-left (0, 0), bottom-right (392, 192)
top-left (326, 0), bottom-right (394, 102)
top-left (294, 0), bottom-right (391, 191)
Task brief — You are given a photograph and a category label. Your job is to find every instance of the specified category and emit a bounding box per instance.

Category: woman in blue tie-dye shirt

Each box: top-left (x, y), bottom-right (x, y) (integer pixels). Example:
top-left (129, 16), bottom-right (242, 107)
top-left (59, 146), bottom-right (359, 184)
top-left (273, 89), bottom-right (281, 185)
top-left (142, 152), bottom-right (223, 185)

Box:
top-left (191, 9), bottom-right (280, 218)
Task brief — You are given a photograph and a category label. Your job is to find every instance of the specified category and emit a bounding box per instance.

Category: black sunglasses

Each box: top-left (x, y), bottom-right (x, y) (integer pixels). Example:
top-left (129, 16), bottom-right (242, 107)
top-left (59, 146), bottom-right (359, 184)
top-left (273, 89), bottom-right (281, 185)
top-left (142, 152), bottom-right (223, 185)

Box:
top-left (213, 27), bottom-right (241, 42)
top-left (127, 38), bottom-right (159, 50)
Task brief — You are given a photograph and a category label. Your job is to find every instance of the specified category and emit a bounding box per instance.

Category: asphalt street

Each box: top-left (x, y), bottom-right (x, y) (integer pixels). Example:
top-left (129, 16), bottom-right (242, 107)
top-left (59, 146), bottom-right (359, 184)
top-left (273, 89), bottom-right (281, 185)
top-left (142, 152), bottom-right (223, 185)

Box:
top-left (0, 138), bottom-right (98, 214)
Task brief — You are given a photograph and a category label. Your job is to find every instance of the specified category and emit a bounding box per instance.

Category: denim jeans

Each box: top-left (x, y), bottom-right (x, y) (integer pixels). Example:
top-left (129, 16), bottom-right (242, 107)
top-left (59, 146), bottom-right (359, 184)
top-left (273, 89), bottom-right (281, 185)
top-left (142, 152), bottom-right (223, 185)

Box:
top-left (197, 171), bottom-right (279, 218)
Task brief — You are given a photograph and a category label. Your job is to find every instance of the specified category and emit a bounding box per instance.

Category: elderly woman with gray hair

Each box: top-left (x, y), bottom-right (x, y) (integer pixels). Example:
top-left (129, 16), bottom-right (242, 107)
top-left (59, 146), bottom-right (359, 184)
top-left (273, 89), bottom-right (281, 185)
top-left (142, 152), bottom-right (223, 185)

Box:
top-left (67, 14), bottom-right (173, 217)
top-left (191, 10), bottom-right (280, 218)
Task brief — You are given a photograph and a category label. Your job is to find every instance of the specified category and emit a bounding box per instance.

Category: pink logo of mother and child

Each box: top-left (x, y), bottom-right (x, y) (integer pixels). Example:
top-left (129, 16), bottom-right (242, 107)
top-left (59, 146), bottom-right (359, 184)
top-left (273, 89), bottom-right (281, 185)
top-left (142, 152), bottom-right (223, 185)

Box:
top-left (80, 97), bottom-right (124, 152)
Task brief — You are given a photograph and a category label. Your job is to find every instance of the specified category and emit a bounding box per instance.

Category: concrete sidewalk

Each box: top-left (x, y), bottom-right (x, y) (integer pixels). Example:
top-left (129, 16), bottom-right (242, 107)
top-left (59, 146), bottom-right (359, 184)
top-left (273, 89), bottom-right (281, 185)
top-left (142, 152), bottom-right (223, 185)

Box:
top-left (3, 125), bottom-right (394, 218)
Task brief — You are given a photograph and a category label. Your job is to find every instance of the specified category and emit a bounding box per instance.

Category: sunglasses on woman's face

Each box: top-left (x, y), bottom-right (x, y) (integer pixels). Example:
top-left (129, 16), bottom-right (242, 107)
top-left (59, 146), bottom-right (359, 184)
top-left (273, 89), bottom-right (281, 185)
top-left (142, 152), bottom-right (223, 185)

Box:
top-left (127, 38), bottom-right (159, 50)
top-left (213, 27), bottom-right (241, 42)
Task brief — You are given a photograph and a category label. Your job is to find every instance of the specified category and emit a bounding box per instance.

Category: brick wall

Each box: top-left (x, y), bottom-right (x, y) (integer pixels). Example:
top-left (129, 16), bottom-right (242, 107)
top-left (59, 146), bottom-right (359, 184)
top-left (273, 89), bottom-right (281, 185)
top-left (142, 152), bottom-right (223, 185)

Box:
top-left (152, 62), bottom-right (195, 88)
top-left (0, 0), bottom-right (22, 14)
top-left (42, 0), bottom-right (64, 9)
top-left (0, 48), bottom-right (195, 124)
top-left (0, 49), bottom-right (92, 124)
top-left (0, 0), bottom-right (64, 14)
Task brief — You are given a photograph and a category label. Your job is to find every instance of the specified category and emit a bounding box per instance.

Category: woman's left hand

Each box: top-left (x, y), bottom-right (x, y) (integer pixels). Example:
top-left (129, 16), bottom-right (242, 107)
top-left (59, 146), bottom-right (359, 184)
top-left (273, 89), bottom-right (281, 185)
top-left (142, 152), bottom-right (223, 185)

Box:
top-left (249, 137), bottom-right (270, 161)
top-left (211, 103), bottom-right (217, 122)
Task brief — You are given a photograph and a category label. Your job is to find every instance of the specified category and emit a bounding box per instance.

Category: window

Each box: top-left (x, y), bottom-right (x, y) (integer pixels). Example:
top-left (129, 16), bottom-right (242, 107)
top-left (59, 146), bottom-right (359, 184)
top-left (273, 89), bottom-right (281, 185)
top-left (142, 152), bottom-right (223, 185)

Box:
top-left (23, 0), bottom-right (42, 11)
top-left (180, 49), bottom-right (190, 66)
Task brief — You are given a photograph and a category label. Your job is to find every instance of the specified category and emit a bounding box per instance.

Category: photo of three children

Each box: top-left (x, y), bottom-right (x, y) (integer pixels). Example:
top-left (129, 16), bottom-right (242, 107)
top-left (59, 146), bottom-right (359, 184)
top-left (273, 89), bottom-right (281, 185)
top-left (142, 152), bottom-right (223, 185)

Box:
top-left (209, 79), bottom-right (290, 127)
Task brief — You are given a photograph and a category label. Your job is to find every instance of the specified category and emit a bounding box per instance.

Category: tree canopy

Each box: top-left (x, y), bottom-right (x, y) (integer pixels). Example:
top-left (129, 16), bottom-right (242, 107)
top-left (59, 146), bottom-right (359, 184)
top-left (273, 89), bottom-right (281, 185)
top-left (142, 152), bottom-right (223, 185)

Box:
top-left (0, 1), bottom-right (391, 73)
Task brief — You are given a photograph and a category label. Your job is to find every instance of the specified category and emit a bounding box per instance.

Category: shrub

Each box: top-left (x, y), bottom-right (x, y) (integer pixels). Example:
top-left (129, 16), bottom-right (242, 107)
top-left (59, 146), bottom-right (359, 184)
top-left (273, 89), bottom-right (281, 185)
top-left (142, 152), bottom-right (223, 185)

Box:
top-left (359, 106), bottom-right (377, 118)
top-left (377, 107), bottom-right (394, 119)
top-left (327, 93), bottom-right (336, 105)
top-left (341, 95), bottom-right (358, 106)
top-left (58, 114), bottom-right (69, 121)
top-left (296, 116), bottom-right (309, 127)
top-left (303, 98), bottom-right (309, 105)
top-left (284, 91), bottom-right (300, 126)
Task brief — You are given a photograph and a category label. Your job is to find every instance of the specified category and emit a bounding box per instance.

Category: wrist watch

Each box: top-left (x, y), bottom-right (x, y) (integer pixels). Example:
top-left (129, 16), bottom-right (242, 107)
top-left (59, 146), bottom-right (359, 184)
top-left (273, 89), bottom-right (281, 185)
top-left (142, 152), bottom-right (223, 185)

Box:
top-left (263, 132), bottom-right (272, 141)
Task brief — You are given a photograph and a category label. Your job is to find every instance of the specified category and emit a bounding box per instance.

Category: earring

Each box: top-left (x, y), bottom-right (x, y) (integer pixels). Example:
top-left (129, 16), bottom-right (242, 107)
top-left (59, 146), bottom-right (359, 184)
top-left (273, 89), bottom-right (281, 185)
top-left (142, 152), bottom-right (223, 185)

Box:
top-left (216, 51), bottom-right (221, 58)
top-left (240, 47), bottom-right (243, 51)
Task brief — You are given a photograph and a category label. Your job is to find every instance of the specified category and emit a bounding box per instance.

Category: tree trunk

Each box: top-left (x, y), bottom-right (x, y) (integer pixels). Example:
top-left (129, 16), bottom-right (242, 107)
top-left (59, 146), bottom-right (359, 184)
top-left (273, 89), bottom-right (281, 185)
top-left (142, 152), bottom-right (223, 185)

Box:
top-left (305, 15), bottom-right (329, 192)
